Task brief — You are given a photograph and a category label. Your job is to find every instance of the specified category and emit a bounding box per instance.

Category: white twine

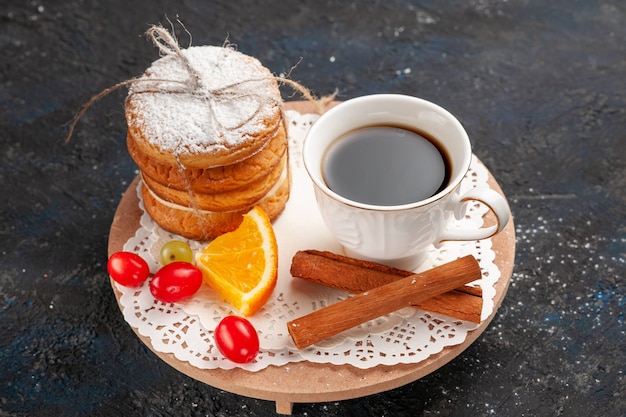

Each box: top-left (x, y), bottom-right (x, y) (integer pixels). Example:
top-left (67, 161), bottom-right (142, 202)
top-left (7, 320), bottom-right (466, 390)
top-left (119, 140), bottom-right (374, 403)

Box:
top-left (65, 24), bottom-right (335, 143)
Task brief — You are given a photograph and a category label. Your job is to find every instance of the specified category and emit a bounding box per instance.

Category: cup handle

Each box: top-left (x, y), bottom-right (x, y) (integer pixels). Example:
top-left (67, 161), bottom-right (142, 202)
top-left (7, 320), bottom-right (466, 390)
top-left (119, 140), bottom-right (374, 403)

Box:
top-left (438, 187), bottom-right (511, 243)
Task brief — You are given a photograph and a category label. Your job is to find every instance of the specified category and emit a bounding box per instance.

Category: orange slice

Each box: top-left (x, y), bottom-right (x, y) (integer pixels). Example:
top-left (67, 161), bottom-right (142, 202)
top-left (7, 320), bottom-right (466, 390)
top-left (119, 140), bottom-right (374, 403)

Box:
top-left (195, 206), bottom-right (278, 316)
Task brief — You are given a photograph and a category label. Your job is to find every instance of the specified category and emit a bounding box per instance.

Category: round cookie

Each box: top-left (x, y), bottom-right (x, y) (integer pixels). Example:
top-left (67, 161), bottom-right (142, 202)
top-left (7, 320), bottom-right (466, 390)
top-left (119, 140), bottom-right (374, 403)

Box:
top-left (141, 153), bottom-right (288, 212)
top-left (127, 121), bottom-right (288, 193)
top-left (126, 45), bottom-right (283, 169)
top-left (140, 169), bottom-right (291, 241)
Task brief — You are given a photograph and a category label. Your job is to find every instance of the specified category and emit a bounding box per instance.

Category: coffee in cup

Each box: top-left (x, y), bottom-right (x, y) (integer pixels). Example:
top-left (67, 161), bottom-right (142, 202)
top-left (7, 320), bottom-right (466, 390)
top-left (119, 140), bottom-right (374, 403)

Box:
top-left (303, 94), bottom-right (511, 270)
top-left (322, 125), bottom-right (450, 206)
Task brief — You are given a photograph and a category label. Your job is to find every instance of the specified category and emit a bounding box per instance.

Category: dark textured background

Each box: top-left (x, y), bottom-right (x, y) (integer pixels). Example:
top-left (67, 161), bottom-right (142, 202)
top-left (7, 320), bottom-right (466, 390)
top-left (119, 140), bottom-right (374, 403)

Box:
top-left (1, 1), bottom-right (625, 416)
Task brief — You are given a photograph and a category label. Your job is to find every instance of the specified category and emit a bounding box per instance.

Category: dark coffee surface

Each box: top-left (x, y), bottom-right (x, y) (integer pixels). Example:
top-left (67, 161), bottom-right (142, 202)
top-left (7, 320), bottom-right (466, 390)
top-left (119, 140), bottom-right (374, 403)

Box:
top-left (1, 1), bottom-right (625, 416)
top-left (323, 126), bottom-right (448, 205)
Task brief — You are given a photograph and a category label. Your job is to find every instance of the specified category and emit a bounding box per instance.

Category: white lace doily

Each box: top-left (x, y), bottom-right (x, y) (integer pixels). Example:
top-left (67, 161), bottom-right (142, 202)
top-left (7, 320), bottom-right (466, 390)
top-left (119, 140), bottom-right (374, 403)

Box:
top-left (117, 109), bottom-right (501, 371)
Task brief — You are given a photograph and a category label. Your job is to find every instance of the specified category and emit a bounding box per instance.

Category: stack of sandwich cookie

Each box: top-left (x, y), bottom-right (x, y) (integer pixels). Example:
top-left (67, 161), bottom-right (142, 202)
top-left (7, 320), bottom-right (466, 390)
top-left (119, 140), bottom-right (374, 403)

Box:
top-left (125, 45), bottom-right (290, 240)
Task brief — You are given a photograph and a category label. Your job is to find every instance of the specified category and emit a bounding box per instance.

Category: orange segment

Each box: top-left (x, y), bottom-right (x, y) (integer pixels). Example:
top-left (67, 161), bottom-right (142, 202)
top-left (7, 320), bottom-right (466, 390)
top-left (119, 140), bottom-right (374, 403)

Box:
top-left (195, 206), bottom-right (278, 316)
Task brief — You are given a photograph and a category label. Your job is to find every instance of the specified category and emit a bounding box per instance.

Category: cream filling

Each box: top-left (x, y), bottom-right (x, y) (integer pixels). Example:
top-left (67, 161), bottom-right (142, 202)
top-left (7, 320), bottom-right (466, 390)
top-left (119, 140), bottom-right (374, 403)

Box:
top-left (142, 166), bottom-right (288, 214)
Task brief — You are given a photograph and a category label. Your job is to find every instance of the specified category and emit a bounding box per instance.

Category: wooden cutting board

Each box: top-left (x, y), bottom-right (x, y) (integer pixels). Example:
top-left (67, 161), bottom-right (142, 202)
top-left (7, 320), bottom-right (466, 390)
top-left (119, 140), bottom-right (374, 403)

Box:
top-left (108, 100), bottom-right (516, 415)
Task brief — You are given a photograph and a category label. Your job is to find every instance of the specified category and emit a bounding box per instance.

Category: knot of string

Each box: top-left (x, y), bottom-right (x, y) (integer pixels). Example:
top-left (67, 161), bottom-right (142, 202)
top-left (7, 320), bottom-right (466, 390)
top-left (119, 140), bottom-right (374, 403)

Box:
top-left (136, 24), bottom-right (285, 132)
top-left (65, 23), bottom-right (336, 143)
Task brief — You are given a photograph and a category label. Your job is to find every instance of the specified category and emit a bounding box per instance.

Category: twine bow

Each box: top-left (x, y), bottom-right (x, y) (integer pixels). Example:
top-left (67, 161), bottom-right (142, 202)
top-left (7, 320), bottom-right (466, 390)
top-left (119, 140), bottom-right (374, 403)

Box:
top-left (65, 23), bottom-right (335, 143)
top-left (135, 25), bottom-right (289, 132)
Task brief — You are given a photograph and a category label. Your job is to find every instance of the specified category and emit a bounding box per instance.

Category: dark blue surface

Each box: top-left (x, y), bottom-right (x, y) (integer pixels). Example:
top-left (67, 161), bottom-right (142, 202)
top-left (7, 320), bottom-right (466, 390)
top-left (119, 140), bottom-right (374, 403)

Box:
top-left (1, 1), bottom-right (624, 416)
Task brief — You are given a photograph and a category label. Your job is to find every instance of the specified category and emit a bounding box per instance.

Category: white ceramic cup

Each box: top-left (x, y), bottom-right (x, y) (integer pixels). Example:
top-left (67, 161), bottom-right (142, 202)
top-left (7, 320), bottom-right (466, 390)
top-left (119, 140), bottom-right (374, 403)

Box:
top-left (302, 94), bottom-right (511, 270)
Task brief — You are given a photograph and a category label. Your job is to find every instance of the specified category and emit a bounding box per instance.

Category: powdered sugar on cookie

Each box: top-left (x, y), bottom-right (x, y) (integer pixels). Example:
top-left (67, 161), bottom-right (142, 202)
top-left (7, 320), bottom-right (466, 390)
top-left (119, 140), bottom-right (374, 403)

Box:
top-left (127, 46), bottom-right (281, 157)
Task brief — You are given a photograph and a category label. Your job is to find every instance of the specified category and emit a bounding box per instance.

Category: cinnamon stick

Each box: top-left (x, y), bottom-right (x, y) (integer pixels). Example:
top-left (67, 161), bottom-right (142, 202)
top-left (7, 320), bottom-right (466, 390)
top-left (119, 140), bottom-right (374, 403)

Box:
top-left (287, 255), bottom-right (482, 349)
top-left (290, 250), bottom-right (483, 323)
